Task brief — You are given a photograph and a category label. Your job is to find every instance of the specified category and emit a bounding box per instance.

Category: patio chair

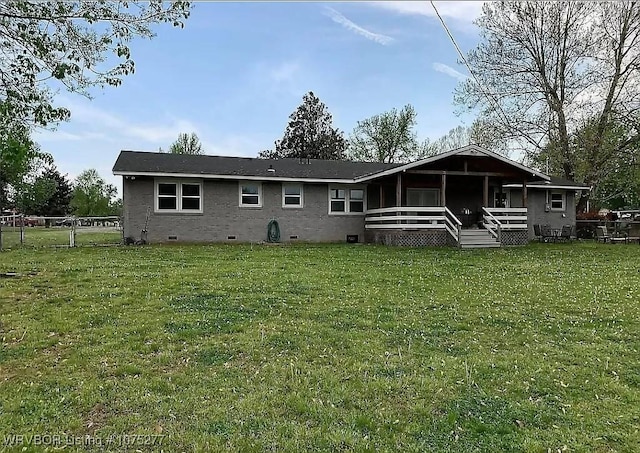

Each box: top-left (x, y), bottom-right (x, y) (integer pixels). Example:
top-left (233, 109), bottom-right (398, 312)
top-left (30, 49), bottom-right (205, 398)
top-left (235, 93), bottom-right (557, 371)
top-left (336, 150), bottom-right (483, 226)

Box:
top-left (533, 224), bottom-right (542, 242)
top-left (596, 226), bottom-right (610, 243)
top-left (559, 225), bottom-right (573, 242)
top-left (540, 224), bottom-right (555, 243)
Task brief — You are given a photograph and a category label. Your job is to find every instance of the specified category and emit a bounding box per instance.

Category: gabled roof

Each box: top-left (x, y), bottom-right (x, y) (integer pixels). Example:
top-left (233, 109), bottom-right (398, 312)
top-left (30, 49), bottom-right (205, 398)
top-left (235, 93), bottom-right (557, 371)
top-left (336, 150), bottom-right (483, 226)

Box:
top-left (354, 145), bottom-right (550, 182)
top-left (113, 150), bottom-right (400, 183)
top-left (112, 146), bottom-right (552, 184)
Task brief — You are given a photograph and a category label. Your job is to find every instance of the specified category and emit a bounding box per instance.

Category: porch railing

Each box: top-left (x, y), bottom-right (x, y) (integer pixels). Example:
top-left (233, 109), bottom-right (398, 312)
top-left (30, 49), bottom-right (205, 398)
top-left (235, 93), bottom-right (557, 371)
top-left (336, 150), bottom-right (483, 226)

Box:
top-left (481, 207), bottom-right (528, 242)
top-left (365, 207), bottom-right (462, 242)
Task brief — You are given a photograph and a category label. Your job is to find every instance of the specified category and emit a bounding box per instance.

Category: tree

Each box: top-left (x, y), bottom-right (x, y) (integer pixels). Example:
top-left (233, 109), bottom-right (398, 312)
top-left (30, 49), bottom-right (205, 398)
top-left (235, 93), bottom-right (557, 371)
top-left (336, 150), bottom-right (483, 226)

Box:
top-left (260, 91), bottom-right (347, 160)
top-left (0, 103), bottom-right (45, 210)
top-left (16, 166), bottom-right (72, 216)
top-left (169, 132), bottom-right (203, 155)
top-left (347, 105), bottom-right (419, 163)
top-left (419, 122), bottom-right (508, 158)
top-left (70, 169), bottom-right (117, 217)
top-left (455, 2), bottom-right (640, 208)
top-left (0, 1), bottom-right (191, 128)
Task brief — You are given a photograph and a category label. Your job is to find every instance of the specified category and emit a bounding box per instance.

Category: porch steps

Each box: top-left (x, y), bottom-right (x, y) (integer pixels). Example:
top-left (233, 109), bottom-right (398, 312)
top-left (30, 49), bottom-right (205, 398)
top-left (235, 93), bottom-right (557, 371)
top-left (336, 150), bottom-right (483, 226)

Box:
top-left (459, 229), bottom-right (500, 249)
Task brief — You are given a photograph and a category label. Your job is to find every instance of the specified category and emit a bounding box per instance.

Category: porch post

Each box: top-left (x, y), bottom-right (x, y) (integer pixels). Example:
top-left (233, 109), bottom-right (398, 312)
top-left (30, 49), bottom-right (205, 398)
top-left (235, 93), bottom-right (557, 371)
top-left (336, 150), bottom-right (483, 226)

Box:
top-left (441, 173), bottom-right (447, 206)
top-left (379, 185), bottom-right (384, 209)
top-left (396, 172), bottom-right (402, 207)
top-left (522, 181), bottom-right (528, 207)
top-left (483, 176), bottom-right (489, 207)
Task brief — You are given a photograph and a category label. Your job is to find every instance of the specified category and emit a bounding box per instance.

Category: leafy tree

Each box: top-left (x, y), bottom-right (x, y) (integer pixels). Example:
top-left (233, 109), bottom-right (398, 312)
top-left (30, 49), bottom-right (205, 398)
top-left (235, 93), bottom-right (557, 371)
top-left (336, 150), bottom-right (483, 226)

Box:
top-left (16, 166), bottom-right (72, 216)
top-left (533, 116), bottom-right (640, 210)
top-left (169, 132), bottom-right (203, 155)
top-left (0, 103), bottom-right (46, 211)
top-left (260, 91), bottom-right (347, 160)
top-left (0, 1), bottom-right (191, 128)
top-left (455, 2), bottom-right (640, 207)
top-left (347, 105), bottom-right (419, 163)
top-left (70, 169), bottom-right (117, 217)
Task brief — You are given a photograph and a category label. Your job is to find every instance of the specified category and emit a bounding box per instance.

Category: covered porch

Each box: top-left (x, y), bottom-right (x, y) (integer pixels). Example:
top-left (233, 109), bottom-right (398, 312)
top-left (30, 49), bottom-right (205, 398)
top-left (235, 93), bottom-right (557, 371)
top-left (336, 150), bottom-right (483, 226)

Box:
top-left (357, 146), bottom-right (546, 247)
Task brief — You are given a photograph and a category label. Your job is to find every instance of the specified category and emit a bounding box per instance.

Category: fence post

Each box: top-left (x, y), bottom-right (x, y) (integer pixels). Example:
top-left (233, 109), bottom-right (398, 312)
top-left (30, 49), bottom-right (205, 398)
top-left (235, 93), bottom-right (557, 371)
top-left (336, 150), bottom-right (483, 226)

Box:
top-left (20, 215), bottom-right (24, 245)
top-left (69, 218), bottom-right (76, 247)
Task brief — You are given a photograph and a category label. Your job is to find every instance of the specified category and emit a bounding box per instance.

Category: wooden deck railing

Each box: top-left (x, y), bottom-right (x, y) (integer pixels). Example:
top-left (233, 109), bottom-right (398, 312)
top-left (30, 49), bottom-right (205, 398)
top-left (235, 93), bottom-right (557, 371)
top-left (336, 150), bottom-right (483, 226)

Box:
top-left (481, 207), bottom-right (528, 242)
top-left (365, 207), bottom-right (461, 242)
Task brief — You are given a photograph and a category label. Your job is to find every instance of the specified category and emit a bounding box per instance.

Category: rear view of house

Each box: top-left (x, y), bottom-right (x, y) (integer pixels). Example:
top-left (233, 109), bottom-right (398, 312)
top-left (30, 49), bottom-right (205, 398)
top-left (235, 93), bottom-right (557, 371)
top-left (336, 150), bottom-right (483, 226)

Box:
top-left (113, 146), bottom-right (589, 247)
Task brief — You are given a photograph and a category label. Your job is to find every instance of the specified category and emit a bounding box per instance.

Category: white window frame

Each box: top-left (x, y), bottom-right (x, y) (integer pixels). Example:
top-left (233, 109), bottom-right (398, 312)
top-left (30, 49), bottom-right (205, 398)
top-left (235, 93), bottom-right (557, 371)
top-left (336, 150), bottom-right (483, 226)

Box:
top-left (239, 181), bottom-right (262, 208)
top-left (550, 190), bottom-right (566, 211)
top-left (154, 179), bottom-right (203, 214)
top-left (328, 185), bottom-right (366, 215)
top-left (282, 183), bottom-right (303, 208)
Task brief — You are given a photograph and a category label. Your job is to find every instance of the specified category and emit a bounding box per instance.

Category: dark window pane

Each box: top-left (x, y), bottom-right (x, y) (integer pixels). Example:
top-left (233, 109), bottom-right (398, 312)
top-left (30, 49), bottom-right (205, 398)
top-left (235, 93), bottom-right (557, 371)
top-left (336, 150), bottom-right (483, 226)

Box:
top-left (284, 186), bottom-right (301, 196)
top-left (242, 195), bottom-right (259, 205)
top-left (285, 196), bottom-right (301, 205)
top-left (331, 189), bottom-right (345, 200)
top-left (242, 185), bottom-right (259, 195)
top-left (158, 183), bottom-right (177, 196)
top-left (182, 184), bottom-right (200, 197)
top-left (331, 200), bottom-right (345, 212)
top-left (350, 201), bottom-right (364, 212)
top-left (350, 189), bottom-right (364, 200)
top-left (182, 197), bottom-right (200, 210)
top-left (158, 197), bottom-right (177, 210)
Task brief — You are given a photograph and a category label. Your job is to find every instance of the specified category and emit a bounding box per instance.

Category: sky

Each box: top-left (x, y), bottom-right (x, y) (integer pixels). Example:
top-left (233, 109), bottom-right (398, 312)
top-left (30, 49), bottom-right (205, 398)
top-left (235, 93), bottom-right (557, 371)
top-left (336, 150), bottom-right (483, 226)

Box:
top-left (32, 1), bottom-right (485, 196)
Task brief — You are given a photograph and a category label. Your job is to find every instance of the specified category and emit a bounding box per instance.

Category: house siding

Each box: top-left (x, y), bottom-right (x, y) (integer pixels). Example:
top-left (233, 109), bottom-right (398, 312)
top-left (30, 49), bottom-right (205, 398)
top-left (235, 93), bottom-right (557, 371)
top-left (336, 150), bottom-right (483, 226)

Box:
top-left (526, 189), bottom-right (576, 239)
top-left (122, 177), bottom-right (365, 243)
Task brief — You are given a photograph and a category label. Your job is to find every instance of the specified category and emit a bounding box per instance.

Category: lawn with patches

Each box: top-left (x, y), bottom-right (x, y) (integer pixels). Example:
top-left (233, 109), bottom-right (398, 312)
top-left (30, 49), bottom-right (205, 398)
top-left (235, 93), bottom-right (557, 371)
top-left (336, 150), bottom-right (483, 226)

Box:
top-left (1, 242), bottom-right (639, 451)
top-left (1, 227), bottom-right (121, 249)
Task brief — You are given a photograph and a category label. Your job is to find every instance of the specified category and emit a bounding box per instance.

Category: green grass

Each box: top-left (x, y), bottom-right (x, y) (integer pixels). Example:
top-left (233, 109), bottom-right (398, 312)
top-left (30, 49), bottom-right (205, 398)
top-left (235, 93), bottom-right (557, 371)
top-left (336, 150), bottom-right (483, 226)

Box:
top-left (0, 226), bottom-right (121, 249)
top-left (1, 241), bottom-right (639, 452)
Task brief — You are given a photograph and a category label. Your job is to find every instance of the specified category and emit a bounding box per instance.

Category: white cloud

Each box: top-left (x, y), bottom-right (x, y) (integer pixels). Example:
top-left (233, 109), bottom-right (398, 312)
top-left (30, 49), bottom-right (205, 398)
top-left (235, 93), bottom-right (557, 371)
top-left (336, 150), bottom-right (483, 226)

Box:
top-left (324, 7), bottom-right (394, 45)
top-left (366, 1), bottom-right (484, 28)
top-left (433, 62), bottom-right (467, 81)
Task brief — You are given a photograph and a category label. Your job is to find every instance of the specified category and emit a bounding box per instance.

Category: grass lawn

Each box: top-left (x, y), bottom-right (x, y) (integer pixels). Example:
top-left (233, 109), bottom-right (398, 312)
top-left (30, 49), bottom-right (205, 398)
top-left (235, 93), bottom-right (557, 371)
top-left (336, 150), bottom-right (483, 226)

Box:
top-left (0, 227), bottom-right (122, 249)
top-left (1, 241), bottom-right (639, 452)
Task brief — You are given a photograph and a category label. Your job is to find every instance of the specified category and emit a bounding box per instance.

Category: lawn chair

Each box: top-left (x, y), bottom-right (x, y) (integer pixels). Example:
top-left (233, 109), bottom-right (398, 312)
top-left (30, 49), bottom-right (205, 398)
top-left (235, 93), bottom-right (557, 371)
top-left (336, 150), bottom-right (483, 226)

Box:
top-left (559, 225), bottom-right (573, 242)
top-left (533, 224), bottom-right (542, 242)
top-left (540, 224), bottom-right (555, 243)
top-left (596, 226), bottom-right (610, 243)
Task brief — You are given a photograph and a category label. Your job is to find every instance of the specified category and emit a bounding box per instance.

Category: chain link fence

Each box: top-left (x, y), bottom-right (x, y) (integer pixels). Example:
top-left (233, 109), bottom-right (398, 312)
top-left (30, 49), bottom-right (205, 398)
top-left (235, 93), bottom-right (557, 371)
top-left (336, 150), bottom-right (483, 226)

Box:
top-left (0, 215), bottom-right (123, 250)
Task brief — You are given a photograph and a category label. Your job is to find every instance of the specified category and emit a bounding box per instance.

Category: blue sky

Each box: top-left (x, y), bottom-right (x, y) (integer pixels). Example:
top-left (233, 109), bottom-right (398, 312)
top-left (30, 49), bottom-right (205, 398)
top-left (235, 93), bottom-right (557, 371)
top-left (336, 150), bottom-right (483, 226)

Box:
top-left (32, 1), bottom-right (484, 195)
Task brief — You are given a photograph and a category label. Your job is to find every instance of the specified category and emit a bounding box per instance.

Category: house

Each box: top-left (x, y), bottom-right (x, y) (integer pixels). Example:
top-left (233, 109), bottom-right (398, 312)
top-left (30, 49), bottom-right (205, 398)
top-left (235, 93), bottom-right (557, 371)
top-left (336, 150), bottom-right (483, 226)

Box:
top-left (112, 146), bottom-right (589, 248)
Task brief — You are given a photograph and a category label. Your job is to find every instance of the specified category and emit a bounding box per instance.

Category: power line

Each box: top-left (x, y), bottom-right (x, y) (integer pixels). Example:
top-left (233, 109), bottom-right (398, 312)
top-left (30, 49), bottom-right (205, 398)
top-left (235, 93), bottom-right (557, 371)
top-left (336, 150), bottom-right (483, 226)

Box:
top-left (429, 1), bottom-right (533, 151)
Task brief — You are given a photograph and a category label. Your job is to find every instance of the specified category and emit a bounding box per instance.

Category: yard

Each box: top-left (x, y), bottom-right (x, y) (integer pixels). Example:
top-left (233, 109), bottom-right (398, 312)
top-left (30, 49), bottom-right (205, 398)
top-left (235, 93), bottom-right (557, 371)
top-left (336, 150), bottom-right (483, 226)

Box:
top-left (1, 242), bottom-right (639, 451)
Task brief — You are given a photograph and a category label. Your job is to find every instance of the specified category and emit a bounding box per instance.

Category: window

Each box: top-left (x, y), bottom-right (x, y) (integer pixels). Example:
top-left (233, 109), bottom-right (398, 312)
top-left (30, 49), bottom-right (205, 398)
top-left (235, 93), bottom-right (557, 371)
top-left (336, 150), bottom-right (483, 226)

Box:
top-left (239, 182), bottom-right (262, 207)
top-left (155, 180), bottom-right (202, 213)
top-left (550, 191), bottom-right (565, 211)
top-left (329, 186), bottom-right (366, 214)
top-left (349, 189), bottom-right (364, 212)
top-left (330, 188), bottom-right (346, 212)
top-left (282, 184), bottom-right (303, 208)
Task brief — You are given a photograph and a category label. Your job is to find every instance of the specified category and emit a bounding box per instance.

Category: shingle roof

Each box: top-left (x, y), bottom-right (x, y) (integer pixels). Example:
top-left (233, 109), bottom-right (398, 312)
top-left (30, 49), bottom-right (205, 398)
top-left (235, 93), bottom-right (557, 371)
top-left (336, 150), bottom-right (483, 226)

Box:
top-left (113, 150), bottom-right (400, 181)
top-left (503, 176), bottom-right (590, 190)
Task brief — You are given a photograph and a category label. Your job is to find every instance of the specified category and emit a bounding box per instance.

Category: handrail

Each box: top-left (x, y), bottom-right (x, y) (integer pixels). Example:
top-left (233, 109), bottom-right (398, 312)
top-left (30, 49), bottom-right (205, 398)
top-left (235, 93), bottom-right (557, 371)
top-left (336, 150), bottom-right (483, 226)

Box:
top-left (482, 207), bottom-right (502, 241)
top-left (444, 207), bottom-right (462, 226)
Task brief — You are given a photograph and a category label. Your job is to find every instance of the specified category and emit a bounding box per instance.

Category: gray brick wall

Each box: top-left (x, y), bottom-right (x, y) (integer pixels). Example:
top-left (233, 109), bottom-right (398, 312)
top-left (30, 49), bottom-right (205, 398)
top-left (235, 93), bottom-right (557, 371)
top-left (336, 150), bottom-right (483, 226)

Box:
top-left (122, 176), bottom-right (366, 243)
top-left (527, 189), bottom-right (576, 239)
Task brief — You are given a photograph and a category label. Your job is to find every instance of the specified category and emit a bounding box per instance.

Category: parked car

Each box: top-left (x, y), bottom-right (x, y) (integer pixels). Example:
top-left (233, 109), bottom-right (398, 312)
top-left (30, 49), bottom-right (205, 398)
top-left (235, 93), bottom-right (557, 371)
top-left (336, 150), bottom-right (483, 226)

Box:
top-left (55, 218), bottom-right (74, 227)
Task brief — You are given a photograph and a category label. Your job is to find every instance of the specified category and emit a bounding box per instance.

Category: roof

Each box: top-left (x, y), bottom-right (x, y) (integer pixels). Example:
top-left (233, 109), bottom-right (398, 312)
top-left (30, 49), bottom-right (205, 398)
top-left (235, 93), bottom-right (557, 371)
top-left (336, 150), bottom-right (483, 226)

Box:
top-left (503, 176), bottom-right (591, 190)
top-left (113, 150), bottom-right (400, 182)
top-left (112, 145), bottom-right (554, 184)
top-left (355, 145), bottom-right (550, 182)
